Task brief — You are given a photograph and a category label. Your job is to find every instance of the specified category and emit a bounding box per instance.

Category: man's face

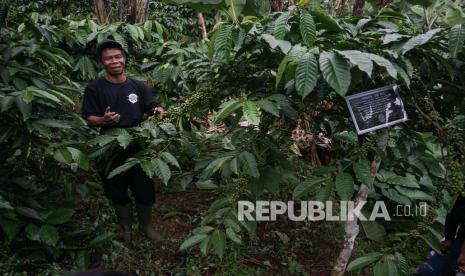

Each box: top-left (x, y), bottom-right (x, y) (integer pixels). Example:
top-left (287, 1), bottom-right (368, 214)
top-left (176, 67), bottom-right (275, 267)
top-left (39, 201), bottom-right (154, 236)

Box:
top-left (100, 48), bottom-right (126, 76)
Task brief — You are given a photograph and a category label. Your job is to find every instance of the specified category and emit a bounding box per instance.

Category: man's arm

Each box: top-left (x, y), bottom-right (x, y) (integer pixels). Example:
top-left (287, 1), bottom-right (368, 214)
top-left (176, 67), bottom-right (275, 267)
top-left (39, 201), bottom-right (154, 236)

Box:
top-left (86, 106), bottom-right (120, 126)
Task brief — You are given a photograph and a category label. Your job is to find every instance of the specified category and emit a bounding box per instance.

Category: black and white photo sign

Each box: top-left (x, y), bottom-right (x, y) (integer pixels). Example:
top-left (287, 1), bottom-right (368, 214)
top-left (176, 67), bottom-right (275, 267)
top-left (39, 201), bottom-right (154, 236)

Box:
top-left (346, 85), bottom-right (408, 135)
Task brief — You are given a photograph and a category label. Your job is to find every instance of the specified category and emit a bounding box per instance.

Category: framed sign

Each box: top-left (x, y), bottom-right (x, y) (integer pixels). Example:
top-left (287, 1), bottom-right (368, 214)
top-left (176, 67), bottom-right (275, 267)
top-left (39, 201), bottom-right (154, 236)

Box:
top-left (346, 85), bottom-right (408, 135)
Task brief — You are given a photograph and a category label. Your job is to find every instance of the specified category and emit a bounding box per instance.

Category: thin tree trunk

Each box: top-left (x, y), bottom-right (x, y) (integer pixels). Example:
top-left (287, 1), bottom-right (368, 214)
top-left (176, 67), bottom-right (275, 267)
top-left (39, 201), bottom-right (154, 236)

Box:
top-left (379, 0), bottom-right (391, 8)
top-left (269, 0), bottom-right (286, 12)
top-left (197, 12), bottom-right (208, 40)
top-left (117, 0), bottom-right (126, 22)
top-left (127, 0), bottom-right (137, 24)
top-left (331, 130), bottom-right (389, 276)
top-left (352, 0), bottom-right (365, 16)
top-left (336, 0), bottom-right (347, 16)
top-left (94, 0), bottom-right (109, 24)
top-left (136, 0), bottom-right (149, 23)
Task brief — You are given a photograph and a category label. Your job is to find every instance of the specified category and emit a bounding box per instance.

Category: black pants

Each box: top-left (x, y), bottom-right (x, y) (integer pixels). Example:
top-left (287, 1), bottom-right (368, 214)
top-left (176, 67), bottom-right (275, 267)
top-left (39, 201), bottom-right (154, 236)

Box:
top-left (97, 145), bottom-right (155, 206)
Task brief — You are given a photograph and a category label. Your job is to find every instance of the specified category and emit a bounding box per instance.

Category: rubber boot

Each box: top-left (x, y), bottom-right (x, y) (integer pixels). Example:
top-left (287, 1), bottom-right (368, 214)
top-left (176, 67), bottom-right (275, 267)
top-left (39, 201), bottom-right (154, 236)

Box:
top-left (113, 203), bottom-right (132, 243)
top-left (136, 204), bottom-right (162, 242)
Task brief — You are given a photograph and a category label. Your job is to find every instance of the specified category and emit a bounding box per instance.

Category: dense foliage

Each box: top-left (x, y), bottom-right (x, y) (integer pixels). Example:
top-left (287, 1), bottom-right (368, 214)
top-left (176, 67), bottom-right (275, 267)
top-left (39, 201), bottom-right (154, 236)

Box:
top-left (1, 0), bottom-right (465, 274)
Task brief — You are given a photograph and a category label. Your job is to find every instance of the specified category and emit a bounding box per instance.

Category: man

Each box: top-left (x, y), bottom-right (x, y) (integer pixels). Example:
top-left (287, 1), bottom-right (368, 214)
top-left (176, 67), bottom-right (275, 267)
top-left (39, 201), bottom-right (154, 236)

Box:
top-left (417, 195), bottom-right (465, 275)
top-left (81, 37), bottom-right (165, 243)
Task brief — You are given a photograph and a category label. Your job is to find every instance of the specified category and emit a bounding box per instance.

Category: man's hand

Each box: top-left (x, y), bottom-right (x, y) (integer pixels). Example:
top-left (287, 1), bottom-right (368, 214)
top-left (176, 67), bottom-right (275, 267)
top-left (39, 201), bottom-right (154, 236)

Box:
top-left (458, 241), bottom-right (465, 271)
top-left (149, 106), bottom-right (165, 120)
top-left (102, 106), bottom-right (120, 125)
top-left (87, 106), bottom-right (120, 127)
top-left (440, 239), bottom-right (453, 255)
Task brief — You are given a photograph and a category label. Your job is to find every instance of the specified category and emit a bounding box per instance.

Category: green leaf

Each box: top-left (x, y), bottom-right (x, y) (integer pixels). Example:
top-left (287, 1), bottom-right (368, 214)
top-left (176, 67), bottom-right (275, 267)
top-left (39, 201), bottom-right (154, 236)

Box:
top-left (319, 51), bottom-right (351, 96)
top-left (393, 63), bottom-right (410, 88)
top-left (35, 119), bottom-right (72, 129)
top-left (361, 220), bottom-right (386, 241)
top-left (126, 24), bottom-right (139, 41)
top-left (160, 152), bottom-right (180, 168)
top-left (89, 232), bottom-right (113, 247)
top-left (381, 189), bottom-right (411, 205)
top-left (401, 28), bottom-right (442, 54)
top-left (140, 160), bottom-right (154, 178)
top-left (225, 0), bottom-right (246, 23)
top-left (210, 229), bottom-right (226, 259)
top-left (143, 20), bottom-right (153, 33)
top-left (39, 225), bottom-right (59, 246)
top-left (21, 88), bottom-right (34, 103)
top-left (180, 234), bottom-right (208, 250)
top-left (419, 233), bottom-right (441, 253)
top-left (215, 25), bottom-right (233, 54)
top-left (226, 227), bottom-right (242, 244)
top-left (395, 187), bottom-right (434, 201)
top-left (449, 24), bottom-right (465, 58)
top-left (75, 250), bottom-right (91, 270)
top-left (276, 55), bottom-right (289, 88)
top-left (107, 160), bottom-right (138, 179)
top-left (295, 53), bottom-right (318, 98)
top-left (54, 148), bottom-right (73, 164)
top-left (214, 99), bottom-right (242, 123)
top-left (347, 252), bottom-right (383, 272)
top-left (238, 151), bottom-right (259, 178)
top-left (15, 97), bottom-right (31, 121)
top-left (368, 54), bottom-right (397, 79)
top-left (273, 11), bottom-right (292, 39)
top-left (26, 224), bottom-right (41, 241)
top-left (261, 34), bottom-right (292, 54)
top-left (336, 50), bottom-right (373, 77)
top-left (335, 172), bottom-right (354, 200)
top-left (256, 99), bottom-right (279, 117)
top-left (17, 207), bottom-right (43, 221)
top-left (0, 219), bottom-right (21, 242)
top-left (160, 123), bottom-right (177, 135)
top-left (202, 156), bottom-right (234, 179)
top-left (293, 177), bottom-right (325, 200)
top-left (116, 134), bottom-right (132, 149)
top-left (45, 208), bottom-right (74, 225)
top-left (0, 195), bottom-right (13, 210)
top-left (152, 158), bottom-right (171, 185)
top-left (242, 100), bottom-right (261, 126)
top-left (353, 159), bottom-right (374, 188)
top-left (66, 147), bottom-right (89, 171)
top-left (310, 10), bottom-right (342, 33)
top-left (111, 32), bottom-right (128, 53)
top-left (199, 236), bottom-right (211, 255)
top-left (192, 226), bottom-right (215, 235)
top-left (300, 9), bottom-right (316, 47)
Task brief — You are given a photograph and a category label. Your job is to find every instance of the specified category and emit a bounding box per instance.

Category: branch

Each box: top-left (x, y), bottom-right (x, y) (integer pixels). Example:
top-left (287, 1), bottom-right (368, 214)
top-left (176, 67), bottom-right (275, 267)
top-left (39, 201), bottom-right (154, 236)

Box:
top-left (197, 12), bottom-right (208, 41)
top-left (331, 129), bottom-right (389, 276)
top-left (336, 0), bottom-right (347, 16)
top-left (437, 79), bottom-right (465, 95)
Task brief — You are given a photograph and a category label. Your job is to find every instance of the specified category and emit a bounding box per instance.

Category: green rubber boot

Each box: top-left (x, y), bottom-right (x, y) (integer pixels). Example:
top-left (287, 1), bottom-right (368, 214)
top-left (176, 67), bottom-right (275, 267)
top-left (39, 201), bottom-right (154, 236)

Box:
top-left (113, 203), bottom-right (132, 243)
top-left (136, 204), bottom-right (162, 242)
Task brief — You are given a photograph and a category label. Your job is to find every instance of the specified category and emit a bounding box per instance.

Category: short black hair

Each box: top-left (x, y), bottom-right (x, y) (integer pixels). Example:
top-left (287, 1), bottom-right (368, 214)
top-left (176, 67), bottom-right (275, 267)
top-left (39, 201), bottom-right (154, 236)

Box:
top-left (95, 35), bottom-right (126, 60)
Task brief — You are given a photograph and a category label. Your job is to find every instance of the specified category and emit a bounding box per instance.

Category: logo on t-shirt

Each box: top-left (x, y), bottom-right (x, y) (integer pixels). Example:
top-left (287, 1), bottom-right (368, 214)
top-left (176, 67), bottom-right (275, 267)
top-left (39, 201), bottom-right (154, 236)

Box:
top-left (128, 93), bottom-right (138, 104)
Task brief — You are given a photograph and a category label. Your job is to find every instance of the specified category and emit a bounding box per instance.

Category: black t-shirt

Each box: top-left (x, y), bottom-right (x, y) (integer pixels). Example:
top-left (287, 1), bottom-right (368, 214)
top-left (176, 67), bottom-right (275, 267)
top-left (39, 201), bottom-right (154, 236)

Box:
top-left (81, 78), bottom-right (160, 131)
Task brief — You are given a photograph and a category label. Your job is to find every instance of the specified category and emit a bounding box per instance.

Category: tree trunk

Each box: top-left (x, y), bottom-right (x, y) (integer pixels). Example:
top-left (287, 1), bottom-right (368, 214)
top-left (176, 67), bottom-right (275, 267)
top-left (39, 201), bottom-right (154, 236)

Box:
top-left (197, 12), bottom-right (208, 40)
top-left (94, 0), bottom-right (109, 24)
top-left (336, 0), bottom-right (347, 16)
top-left (269, 0), bottom-right (286, 12)
top-left (331, 130), bottom-right (389, 276)
top-left (379, 0), bottom-right (391, 8)
top-left (136, 0), bottom-right (149, 23)
top-left (352, 0), bottom-right (365, 16)
top-left (127, 0), bottom-right (137, 24)
top-left (117, 0), bottom-right (126, 22)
